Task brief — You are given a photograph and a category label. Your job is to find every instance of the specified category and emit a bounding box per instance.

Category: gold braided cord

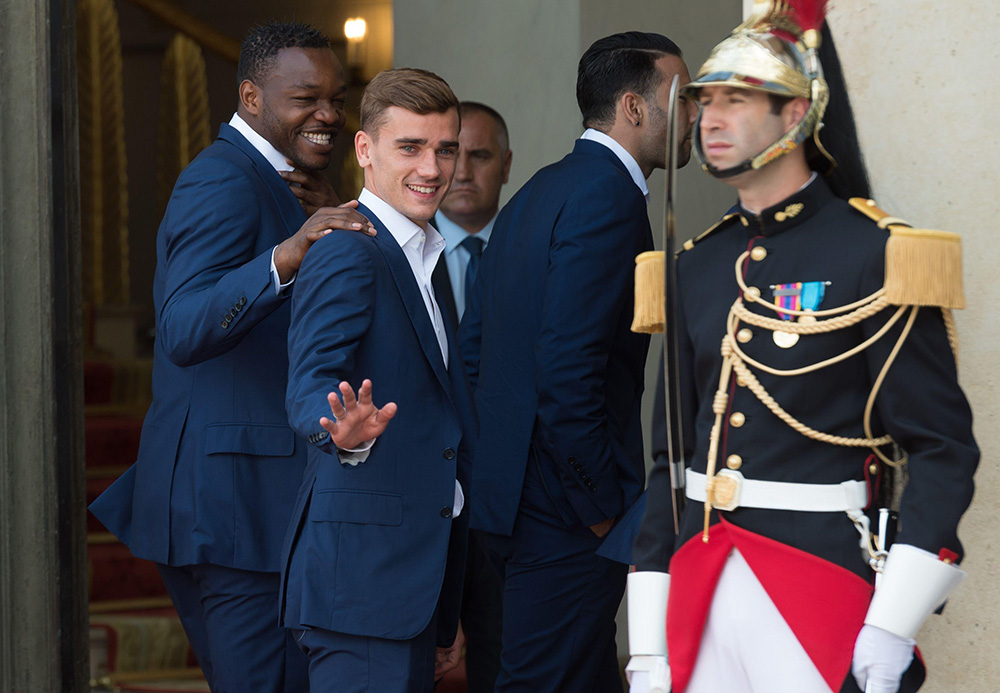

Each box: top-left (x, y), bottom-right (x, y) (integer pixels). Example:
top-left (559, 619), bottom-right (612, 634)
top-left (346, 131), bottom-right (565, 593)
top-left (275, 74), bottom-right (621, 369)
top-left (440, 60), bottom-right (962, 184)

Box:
top-left (723, 337), bottom-right (894, 448)
top-left (863, 307), bottom-right (919, 467)
top-left (732, 293), bottom-right (892, 333)
top-left (77, 0), bottom-right (130, 305)
top-left (158, 34), bottom-right (211, 213)
top-left (728, 302), bottom-right (909, 377)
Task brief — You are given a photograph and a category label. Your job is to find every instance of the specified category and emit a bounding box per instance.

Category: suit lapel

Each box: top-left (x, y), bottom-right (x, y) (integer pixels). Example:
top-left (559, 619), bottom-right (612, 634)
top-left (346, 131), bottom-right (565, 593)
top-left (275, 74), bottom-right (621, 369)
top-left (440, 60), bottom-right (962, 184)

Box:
top-left (431, 256), bottom-right (459, 331)
top-left (360, 203), bottom-right (452, 396)
top-left (218, 123), bottom-right (306, 237)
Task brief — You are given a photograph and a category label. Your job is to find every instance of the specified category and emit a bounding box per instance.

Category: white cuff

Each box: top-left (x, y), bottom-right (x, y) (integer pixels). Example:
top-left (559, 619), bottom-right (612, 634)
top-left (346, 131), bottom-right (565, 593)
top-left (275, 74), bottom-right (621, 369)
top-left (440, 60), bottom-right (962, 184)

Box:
top-left (270, 246), bottom-right (296, 295)
top-left (865, 543), bottom-right (966, 639)
top-left (337, 439), bottom-right (374, 466)
top-left (627, 571), bottom-right (670, 657)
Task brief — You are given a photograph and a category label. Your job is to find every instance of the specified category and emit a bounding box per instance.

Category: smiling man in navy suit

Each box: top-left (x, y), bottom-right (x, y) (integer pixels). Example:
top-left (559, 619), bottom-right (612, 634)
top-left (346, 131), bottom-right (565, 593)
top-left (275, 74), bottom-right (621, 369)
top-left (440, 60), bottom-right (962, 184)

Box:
top-left (280, 68), bottom-right (475, 693)
top-left (89, 22), bottom-right (373, 692)
top-left (459, 32), bottom-right (697, 692)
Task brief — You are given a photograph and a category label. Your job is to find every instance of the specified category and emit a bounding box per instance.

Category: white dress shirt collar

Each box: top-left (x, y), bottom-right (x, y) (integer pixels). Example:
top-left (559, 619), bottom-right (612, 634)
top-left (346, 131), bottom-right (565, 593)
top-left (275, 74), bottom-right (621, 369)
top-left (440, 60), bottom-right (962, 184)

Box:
top-left (358, 188), bottom-right (446, 259)
top-left (580, 128), bottom-right (650, 204)
top-left (229, 113), bottom-right (294, 173)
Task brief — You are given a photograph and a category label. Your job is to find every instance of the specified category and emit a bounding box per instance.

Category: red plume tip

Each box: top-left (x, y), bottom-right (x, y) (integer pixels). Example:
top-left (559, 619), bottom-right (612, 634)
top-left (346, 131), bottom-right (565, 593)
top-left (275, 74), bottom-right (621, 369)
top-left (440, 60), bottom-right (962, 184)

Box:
top-left (787, 0), bottom-right (830, 33)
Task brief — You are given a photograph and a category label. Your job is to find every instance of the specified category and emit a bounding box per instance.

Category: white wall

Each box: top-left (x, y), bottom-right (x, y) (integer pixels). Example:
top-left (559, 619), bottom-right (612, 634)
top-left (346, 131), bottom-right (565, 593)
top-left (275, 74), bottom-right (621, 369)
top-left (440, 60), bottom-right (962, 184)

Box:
top-left (828, 2), bottom-right (1000, 690)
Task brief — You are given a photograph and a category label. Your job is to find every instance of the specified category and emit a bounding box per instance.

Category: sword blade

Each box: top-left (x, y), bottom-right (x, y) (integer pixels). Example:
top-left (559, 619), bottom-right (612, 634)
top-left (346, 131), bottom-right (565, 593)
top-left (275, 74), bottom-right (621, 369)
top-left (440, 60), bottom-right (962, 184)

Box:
top-left (662, 74), bottom-right (686, 534)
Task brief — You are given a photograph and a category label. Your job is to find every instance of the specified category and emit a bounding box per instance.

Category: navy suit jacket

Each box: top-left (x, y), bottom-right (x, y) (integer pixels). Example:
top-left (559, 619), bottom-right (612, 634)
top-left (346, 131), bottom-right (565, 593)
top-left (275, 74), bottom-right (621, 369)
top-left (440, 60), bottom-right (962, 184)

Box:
top-left (459, 139), bottom-right (652, 538)
top-left (280, 203), bottom-right (474, 645)
top-left (90, 123), bottom-right (309, 572)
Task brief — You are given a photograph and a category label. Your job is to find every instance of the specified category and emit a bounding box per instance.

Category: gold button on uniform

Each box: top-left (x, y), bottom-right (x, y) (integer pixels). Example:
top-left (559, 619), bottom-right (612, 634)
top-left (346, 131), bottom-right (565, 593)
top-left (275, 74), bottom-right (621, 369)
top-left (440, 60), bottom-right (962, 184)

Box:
top-left (726, 454), bottom-right (743, 470)
top-left (737, 328), bottom-right (753, 343)
top-left (750, 246), bottom-right (767, 261)
top-left (745, 286), bottom-right (761, 300)
top-left (729, 412), bottom-right (746, 428)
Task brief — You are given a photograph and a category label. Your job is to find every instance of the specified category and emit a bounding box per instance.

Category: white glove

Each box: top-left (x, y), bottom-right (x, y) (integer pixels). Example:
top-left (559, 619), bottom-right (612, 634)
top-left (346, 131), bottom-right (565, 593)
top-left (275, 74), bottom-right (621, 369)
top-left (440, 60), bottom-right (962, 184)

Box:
top-left (852, 624), bottom-right (916, 693)
top-left (626, 655), bottom-right (671, 693)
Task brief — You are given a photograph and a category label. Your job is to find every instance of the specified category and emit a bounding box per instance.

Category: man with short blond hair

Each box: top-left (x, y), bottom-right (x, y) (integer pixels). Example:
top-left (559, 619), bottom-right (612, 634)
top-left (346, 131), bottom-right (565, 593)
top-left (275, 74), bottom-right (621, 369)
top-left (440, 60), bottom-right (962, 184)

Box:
top-left (280, 67), bottom-right (474, 693)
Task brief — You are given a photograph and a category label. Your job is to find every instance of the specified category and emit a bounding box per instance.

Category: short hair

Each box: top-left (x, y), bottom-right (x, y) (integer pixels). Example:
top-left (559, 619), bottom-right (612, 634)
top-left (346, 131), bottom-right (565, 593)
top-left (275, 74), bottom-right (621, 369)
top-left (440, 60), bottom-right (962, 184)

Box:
top-left (237, 21), bottom-right (331, 85)
top-left (577, 31), bottom-right (682, 129)
top-left (360, 68), bottom-right (460, 137)
top-left (460, 101), bottom-right (510, 151)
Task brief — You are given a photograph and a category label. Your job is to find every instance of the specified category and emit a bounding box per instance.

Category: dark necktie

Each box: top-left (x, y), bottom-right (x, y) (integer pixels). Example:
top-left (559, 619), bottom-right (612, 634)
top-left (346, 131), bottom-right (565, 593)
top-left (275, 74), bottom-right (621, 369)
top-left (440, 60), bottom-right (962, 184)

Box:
top-left (460, 235), bottom-right (484, 303)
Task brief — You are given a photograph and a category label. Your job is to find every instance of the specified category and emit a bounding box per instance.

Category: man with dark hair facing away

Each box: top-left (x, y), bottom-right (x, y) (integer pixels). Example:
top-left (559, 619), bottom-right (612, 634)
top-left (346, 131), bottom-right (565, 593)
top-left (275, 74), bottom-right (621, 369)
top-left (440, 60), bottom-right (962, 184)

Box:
top-left (627, 3), bottom-right (978, 692)
top-left (89, 21), bottom-right (373, 691)
top-left (280, 67), bottom-right (474, 693)
top-left (458, 32), bottom-right (696, 692)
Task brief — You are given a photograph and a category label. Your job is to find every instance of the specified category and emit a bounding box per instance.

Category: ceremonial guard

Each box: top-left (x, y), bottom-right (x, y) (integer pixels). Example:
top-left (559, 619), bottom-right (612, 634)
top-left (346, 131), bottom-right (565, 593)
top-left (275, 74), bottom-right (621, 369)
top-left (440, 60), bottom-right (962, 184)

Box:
top-left (626, 2), bottom-right (979, 692)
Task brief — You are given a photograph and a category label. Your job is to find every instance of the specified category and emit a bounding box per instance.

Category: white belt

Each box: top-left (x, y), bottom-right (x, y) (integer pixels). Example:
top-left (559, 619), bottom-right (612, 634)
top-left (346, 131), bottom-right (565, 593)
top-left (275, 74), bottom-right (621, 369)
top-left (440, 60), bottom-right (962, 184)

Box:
top-left (686, 469), bottom-right (867, 513)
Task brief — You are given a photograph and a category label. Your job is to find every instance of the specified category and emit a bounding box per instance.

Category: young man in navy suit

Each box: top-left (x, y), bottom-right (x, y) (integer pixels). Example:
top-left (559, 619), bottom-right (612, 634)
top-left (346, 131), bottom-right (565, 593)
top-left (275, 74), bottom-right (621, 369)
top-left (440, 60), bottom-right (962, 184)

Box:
top-left (458, 32), bottom-right (697, 692)
top-left (281, 68), bottom-right (474, 693)
top-left (89, 22), bottom-right (373, 691)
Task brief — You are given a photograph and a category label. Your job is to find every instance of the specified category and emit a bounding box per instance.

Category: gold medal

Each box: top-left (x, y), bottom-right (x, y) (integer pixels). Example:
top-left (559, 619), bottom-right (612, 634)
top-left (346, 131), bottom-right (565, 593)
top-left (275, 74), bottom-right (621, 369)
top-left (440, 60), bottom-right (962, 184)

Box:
top-left (773, 330), bottom-right (799, 348)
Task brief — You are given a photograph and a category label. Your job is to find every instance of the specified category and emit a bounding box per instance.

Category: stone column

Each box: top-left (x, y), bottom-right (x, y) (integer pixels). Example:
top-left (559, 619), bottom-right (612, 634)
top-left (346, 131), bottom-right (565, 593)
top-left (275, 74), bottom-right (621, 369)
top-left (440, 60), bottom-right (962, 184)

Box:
top-left (0, 0), bottom-right (87, 690)
top-left (830, 2), bottom-right (1000, 690)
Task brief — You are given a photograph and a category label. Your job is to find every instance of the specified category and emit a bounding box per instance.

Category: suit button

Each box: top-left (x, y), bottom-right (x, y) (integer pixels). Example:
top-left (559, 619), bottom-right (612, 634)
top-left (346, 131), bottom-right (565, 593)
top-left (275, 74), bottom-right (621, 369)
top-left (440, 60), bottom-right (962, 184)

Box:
top-left (226, 312), bottom-right (234, 321)
top-left (443, 448), bottom-right (456, 460)
top-left (440, 507), bottom-right (453, 518)
top-left (586, 482), bottom-right (597, 492)
top-left (235, 303), bottom-right (242, 312)
top-left (726, 454), bottom-right (743, 470)
top-left (744, 286), bottom-right (761, 301)
top-left (240, 296), bottom-right (247, 306)
top-left (750, 246), bottom-right (767, 261)
top-left (729, 412), bottom-right (746, 428)
top-left (221, 320), bottom-right (229, 329)
top-left (737, 328), bottom-right (753, 343)
top-left (573, 463), bottom-right (583, 472)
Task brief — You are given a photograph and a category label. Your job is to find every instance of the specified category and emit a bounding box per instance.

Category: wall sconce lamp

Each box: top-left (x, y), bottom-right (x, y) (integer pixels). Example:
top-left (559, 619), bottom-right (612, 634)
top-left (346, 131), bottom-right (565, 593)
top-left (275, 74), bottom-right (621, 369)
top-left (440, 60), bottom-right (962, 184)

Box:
top-left (344, 17), bottom-right (367, 69)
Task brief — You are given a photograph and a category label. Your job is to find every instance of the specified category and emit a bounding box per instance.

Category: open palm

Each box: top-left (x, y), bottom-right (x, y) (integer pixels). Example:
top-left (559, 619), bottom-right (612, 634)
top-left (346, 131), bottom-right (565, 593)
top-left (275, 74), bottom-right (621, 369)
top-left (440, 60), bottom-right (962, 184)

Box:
top-left (319, 379), bottom-right (397, 450)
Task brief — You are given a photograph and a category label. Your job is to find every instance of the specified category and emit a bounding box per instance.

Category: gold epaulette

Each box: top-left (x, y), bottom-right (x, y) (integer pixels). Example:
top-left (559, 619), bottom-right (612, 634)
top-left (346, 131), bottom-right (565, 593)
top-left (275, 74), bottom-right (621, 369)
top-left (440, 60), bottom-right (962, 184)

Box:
top-left (632, 213), bottom-right (742, 334)
top-left (678, 212), bottom-right (741, 255)
top-left (849, 197), bottom-right (966, 310)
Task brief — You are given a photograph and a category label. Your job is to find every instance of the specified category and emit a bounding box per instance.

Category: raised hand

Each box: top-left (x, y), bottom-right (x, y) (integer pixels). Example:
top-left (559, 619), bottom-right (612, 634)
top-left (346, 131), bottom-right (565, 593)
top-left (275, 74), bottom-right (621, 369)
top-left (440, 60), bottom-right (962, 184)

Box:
top-left (272, 201), bottom-right (376, 282)
top-left (319, 379), bottom-right (397, 451)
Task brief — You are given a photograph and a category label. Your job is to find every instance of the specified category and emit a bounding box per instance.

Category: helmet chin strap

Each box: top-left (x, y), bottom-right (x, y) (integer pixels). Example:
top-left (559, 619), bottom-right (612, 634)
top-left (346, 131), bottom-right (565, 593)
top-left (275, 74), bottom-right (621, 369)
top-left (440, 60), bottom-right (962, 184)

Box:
top-left (693, 78), bottom-right (831, 180)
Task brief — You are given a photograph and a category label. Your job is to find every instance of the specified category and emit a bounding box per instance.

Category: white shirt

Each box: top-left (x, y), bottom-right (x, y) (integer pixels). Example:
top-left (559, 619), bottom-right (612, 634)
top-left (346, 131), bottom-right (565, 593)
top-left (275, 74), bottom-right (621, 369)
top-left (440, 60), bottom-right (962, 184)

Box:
top-left (580, 128), bottom-right (650, 204)
top-left (359, 189), bottom-right (448, 367)
top-left (358, 189), bottom-right (463, 516)
top-left (434, 211), bottom-right (497, 320)
top-left (228, 112), bottom-right (296, 295)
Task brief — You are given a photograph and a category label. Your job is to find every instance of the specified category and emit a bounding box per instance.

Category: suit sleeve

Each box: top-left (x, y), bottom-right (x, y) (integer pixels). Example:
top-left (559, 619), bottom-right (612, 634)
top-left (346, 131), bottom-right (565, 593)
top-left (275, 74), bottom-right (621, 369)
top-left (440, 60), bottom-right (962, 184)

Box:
top-left (634, 255), bottom-right (699, 571)
top-left (532, 177), bottom-right (650, 527)
top-left (860, 247), bottom-right (979, 561)
top-left (157, 156), bottom-right (285, 367)
top-left (285, 232), bottom-right (375, 457)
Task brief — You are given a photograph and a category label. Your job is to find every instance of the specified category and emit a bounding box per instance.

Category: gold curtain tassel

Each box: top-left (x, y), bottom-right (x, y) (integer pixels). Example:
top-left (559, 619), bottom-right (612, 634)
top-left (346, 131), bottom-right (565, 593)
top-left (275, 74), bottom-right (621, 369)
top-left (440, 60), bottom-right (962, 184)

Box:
top-left (884, 227), bottom-right (966, 309)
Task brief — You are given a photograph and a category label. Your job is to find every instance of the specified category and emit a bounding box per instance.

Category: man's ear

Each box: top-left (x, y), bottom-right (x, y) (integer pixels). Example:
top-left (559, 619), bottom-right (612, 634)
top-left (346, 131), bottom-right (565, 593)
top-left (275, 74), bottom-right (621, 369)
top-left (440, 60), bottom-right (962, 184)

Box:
top-left (501, 149), bottom-right (512, 184)
top-left (239, 80), bottom-right (260, 116)
top-left (782, 96), bottom-right (810, 133)
top-left (620, 91), bottom-right (645, 128)
top-left (355, 130), bottom-right (373, 168)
